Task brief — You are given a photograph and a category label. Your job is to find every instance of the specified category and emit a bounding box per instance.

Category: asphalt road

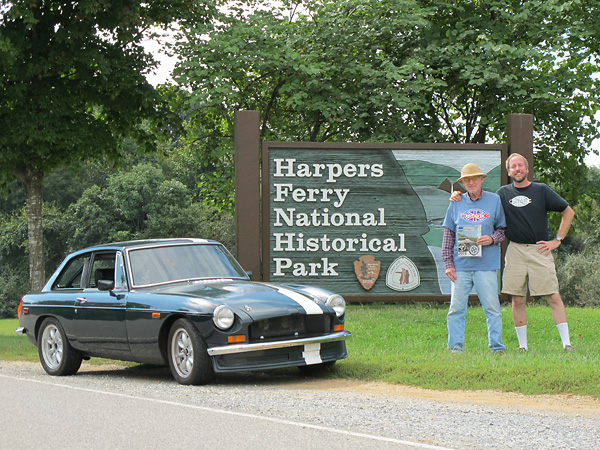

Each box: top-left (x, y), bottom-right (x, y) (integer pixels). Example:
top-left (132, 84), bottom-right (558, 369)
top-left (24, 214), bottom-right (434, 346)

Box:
top-left (2, 376), bottom-right (417, 449)
top-left (2, 361), bottom-right (599, 450)
top-left (0, 362), bottom-right (450, 450)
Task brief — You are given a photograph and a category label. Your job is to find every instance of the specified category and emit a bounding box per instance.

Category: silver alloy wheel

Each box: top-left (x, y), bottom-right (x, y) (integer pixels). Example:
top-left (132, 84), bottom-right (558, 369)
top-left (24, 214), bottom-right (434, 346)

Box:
top-left (41, 324), bottom-right (63, 370)
top-left (171, 327), bottom-right (194, 378)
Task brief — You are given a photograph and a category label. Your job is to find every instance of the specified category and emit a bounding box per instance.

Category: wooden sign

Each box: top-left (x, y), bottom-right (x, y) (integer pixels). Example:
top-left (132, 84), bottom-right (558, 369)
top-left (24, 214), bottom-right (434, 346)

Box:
top-left (262, 143), bottom-right (506, 301)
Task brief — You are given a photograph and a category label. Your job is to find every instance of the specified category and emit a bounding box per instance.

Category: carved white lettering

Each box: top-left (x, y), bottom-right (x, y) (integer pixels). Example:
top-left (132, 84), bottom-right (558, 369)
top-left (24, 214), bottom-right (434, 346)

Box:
top-left (273, 233), bottom-right (405, 253)
top-left (273, 208), bottom-right (386, 227)
top-left (273, 159), bottom-right (384, 183)
top-left (273, 184), bottom-right (349, 207)
top-left (273, 257), bottom-right (339, 277)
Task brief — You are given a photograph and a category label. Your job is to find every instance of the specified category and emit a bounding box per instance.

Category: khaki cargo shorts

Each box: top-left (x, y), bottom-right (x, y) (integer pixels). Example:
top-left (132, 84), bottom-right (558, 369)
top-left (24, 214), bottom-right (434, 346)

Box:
top-left (501, 241), bottom-right (560, 297)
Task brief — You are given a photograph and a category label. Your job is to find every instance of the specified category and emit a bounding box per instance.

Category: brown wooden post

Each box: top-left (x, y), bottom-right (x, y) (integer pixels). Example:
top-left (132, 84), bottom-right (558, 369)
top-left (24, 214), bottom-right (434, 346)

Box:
top-left (505, 114), bottom-right (534, 302)
top-left (506, 114), bottom-right (534, 179)
top-left (234, 110), bottom-right (261, 280)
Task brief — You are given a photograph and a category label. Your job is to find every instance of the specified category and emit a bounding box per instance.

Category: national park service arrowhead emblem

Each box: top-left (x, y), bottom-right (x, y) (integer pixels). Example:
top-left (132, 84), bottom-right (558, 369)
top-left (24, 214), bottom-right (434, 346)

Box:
top-left (353, 255), bottom-right (381, 290)
top-left (386, 256), bottom-right (420, 292)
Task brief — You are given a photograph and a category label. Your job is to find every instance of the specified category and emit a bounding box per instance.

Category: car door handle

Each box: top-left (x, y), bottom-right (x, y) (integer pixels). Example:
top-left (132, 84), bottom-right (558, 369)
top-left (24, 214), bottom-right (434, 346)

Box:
top-left (76, 297), bottom-right (88, 303)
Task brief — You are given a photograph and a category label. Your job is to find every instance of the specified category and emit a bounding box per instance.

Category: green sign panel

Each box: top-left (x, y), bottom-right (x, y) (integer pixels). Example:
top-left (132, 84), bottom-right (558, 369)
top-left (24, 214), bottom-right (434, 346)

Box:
top-left (265, 146), bottom-right (503, 298)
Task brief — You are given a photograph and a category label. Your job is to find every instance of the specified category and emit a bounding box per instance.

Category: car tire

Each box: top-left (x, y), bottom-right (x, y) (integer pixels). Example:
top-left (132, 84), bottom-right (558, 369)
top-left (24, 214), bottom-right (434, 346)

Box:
top-left (38, 317), bottom-right (83, 376)
top-left (167, 318), bottom-right (213, 385)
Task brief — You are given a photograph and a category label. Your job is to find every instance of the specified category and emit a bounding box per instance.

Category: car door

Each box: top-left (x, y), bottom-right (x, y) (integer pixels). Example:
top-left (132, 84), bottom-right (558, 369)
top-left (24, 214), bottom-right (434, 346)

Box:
top-left (46, 253), bottom-right (89, 342)
top-left (73, 251), bottom-right (130, 354)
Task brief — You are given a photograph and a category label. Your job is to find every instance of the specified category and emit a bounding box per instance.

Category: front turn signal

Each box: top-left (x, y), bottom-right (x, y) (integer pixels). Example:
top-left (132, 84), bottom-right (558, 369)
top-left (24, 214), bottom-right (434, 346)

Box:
top-left (227, 335), bottom-right (246, 344)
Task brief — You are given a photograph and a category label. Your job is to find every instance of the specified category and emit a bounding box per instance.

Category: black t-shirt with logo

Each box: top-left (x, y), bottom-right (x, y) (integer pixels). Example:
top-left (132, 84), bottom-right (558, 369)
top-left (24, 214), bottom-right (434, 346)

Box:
top-left (496, 182), bottom-right (569, 244)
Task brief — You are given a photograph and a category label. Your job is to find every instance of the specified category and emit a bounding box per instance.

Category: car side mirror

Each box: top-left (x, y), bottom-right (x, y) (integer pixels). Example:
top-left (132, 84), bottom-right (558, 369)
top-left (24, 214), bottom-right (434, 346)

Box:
top-left (97, 280), bottom-right (115, 291)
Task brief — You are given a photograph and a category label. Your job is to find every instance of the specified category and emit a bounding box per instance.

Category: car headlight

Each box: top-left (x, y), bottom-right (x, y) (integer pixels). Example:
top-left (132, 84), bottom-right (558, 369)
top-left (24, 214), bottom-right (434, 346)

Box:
top-left (325, 294), bottom-right (346, 318)
top-left (213, 305), bottom-right (235, 330)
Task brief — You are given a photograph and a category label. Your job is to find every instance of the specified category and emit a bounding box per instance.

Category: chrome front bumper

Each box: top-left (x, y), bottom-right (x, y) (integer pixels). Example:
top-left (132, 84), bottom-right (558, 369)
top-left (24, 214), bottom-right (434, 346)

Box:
top-left (207, 330), bottom-right (352, 356)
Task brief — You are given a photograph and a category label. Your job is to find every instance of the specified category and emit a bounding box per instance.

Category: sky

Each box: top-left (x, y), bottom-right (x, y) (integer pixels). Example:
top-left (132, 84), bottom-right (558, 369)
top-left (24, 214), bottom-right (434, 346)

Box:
top-left (142, 36), bottom-right (176, 86)
top-left (585, 148), bottom-right (600, 167)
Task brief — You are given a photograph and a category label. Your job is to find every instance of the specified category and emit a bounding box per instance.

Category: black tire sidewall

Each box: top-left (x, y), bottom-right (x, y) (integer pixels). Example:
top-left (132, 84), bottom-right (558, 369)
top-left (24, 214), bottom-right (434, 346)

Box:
top-left (38, 317), bottom-right (82, 376)
top-left (167, 318), bottom-right (213, 385)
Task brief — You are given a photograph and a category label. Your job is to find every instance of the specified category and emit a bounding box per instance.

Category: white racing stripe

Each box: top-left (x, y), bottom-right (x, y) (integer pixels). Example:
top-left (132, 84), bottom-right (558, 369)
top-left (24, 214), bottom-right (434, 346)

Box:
top-left (276, 287), bottom-right (323, 315)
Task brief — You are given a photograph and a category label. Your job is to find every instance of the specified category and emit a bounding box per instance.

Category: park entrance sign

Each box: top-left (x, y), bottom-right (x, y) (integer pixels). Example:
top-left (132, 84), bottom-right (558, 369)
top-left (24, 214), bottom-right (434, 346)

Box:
top-left (263, 143), bottom-right (506, 301)
top-left (235, 112), bottom-right (532, 302)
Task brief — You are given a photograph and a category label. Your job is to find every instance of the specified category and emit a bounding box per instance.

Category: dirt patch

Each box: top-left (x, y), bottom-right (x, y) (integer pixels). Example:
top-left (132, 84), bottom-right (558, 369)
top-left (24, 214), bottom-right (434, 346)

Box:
top-left (278, 378), bottom-right (600, 418)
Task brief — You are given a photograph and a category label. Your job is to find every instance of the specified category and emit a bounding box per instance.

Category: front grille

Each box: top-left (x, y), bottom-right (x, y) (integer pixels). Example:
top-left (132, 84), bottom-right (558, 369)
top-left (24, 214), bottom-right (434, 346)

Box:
top-left (249, 314), bottom-right (332, 342)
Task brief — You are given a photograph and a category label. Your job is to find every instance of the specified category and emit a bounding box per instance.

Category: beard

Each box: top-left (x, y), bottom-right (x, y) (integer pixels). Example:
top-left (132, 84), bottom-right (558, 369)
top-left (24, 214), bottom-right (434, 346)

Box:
top-left (511, 172), bottom-right (528, 183)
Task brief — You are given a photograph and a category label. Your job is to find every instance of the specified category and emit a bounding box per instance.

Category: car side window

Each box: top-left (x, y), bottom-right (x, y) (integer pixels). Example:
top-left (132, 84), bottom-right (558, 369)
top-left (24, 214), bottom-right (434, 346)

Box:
top-left (90, 252), bottom-right (116, 288)
top-left (114, 251), bottom-right (128, 290)
top-left (54, 254), bottom-right (90, 289)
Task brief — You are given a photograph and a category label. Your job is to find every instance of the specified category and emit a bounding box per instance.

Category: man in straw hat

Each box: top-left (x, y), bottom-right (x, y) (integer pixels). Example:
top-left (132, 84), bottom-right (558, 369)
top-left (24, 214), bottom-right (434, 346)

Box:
top-left (442, 163), bottom-right (507, 353)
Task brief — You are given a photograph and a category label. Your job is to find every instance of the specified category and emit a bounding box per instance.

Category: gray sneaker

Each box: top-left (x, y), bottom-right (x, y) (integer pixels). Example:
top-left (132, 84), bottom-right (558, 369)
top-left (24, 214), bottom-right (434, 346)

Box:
top-left (564, 344), bottom-right (575, 352)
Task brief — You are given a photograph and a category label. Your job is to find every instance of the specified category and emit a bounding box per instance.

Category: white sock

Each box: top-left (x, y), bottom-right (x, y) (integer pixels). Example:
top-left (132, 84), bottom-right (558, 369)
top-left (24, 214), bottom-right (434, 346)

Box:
top-left (515, 325), bottom-right (528, 350)
top-left (556, 322), bottom-right (571, 347)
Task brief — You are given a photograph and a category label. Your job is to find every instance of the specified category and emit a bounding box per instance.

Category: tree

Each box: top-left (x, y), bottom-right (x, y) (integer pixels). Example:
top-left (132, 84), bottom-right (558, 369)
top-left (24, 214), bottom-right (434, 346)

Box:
top-left (0, 203), bottom-right (68, 318)
top-left (404, 0), bottom-right (600, 203)
top-left (65, 162), bottom-right (235, 250)
top-left (173, 0), bottom-right (600, 204)
top-left (165, 87), bottom-right (238, 213)
top-left (0, 0), bottom-right (214, 291)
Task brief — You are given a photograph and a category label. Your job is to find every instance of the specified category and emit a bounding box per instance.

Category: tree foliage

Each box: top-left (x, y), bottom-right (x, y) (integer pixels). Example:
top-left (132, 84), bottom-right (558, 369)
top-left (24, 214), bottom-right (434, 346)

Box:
top-left (567, 167), bottom-right (600, 250)
top-left (174, 0), bottom-right (600, 205)
top-left (0, 158), bottom-right (235, 318)
top-left (0, 0), bottom-right (206, 185)
top-left (2, 0), bottom-right (599, 307)
top-left (0, 0), bottom-right (215, 291)
top-left (65, 162), bottom-right (235, 249)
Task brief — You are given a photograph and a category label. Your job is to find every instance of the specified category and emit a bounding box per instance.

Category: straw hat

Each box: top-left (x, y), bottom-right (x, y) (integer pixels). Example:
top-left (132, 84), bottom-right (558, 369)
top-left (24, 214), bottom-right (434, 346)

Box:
top-left (457, 163), bottom-right (487, 183)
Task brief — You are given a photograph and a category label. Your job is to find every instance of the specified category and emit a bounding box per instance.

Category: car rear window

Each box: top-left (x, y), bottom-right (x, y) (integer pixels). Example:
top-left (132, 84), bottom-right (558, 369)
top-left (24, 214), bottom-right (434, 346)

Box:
top-left (54, 255), bottom-right (89, 289)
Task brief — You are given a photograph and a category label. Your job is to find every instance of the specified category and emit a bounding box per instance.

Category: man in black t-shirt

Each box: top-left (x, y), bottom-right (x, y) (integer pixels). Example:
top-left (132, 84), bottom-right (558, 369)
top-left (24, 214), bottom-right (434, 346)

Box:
top-left (498, 153), bottom-right (575, 352)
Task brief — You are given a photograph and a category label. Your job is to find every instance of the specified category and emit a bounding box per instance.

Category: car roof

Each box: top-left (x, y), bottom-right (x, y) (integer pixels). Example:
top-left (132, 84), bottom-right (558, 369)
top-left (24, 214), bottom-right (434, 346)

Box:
top-left (74, 238), bottom-right (220, 254)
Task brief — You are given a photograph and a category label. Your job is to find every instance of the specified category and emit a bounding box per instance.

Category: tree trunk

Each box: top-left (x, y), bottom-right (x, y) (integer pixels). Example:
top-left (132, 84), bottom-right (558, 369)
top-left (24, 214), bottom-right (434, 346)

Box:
top-left (14, 166), bottom-right (45, 293)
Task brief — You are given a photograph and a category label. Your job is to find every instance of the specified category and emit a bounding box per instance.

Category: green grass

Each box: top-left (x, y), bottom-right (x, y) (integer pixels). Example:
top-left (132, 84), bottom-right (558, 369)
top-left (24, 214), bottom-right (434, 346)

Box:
top-left (336, 304), bottom-right (600, 397)
top-left (0, 319), bottom-right (38, 361)
top-left (3, 304), bottom-right (599, 397)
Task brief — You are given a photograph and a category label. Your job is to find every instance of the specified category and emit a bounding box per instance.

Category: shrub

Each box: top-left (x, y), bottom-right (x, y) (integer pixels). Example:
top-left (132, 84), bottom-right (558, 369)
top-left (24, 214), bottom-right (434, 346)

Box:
top-left (143, 203), bottom-right (235, 251)
top-left (0, 267), bottom-right (28, 319)
top-left (556, 249), bottom-right (600, 307)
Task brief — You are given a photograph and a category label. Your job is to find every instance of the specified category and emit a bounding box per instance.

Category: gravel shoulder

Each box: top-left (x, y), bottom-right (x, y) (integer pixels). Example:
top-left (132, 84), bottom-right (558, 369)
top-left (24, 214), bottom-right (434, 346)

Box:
top-left (285, 378), bottom-right (600, 418)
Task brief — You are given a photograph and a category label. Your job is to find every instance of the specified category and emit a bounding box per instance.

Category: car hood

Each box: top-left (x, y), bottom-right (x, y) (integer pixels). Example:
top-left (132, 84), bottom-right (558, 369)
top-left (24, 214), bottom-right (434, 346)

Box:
top-left (148, 280), bottom-right (328, 320)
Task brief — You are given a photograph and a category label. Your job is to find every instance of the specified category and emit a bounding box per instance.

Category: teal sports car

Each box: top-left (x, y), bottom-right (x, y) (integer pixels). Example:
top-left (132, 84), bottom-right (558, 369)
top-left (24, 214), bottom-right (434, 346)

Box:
top-left (16, 239), bottom-right (350, 385)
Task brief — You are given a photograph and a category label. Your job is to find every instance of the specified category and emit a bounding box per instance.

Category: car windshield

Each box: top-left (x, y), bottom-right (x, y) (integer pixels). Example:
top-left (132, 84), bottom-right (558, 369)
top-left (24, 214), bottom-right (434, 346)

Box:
top-left (128, 243), bottom-right (247, 287)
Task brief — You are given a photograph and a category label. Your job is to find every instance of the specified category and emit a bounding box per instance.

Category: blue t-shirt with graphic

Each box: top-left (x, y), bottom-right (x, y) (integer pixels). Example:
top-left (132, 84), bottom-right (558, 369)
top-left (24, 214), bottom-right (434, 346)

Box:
top-left (442, 191), bottom-right (506, 271)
